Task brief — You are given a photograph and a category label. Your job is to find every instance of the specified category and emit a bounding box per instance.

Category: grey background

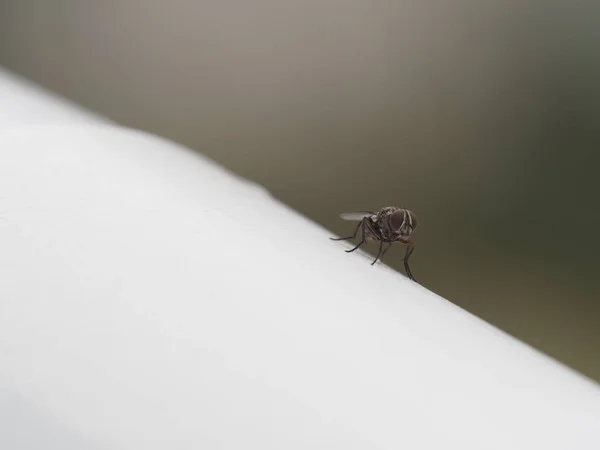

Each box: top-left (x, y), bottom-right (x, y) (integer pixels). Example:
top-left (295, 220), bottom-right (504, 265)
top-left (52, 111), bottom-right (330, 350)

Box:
top-left (1, 1), bottom-right (598, 380)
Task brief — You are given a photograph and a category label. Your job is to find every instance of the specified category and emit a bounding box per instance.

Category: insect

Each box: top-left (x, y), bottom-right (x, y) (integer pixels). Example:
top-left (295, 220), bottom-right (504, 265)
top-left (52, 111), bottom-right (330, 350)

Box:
top-left (330, 206), bottom-right (418, 281)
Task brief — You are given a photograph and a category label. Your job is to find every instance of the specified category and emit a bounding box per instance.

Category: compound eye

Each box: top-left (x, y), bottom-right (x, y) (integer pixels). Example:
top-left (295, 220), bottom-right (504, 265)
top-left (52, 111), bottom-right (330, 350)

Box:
top-left (407, 212), bottom-right (418, 231)
top-left (390, 210), bottom-right (406, 232)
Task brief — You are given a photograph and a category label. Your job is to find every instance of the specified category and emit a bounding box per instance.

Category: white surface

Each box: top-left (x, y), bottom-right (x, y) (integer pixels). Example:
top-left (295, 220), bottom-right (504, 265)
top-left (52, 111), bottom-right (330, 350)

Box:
top-left (0, 69), bottom-right (599, 450)
top-left (0, 67), bottom-right (108, 130)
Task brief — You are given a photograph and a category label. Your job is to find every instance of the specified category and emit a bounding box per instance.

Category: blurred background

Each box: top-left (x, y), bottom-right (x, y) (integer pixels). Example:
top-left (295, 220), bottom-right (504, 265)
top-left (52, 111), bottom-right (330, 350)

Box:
top-left (0, 1), bottom-right (598, 380)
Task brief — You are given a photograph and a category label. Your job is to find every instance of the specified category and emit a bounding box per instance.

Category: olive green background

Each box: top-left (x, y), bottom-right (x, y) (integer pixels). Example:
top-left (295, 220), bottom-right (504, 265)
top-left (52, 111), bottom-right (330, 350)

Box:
top-left (1, 1), bottom-right (598, 380)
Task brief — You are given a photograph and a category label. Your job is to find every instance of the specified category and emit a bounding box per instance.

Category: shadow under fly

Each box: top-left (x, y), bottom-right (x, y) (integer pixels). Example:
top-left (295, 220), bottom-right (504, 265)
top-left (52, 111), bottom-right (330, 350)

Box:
top-left (330, 206), bottom-right (418, 282)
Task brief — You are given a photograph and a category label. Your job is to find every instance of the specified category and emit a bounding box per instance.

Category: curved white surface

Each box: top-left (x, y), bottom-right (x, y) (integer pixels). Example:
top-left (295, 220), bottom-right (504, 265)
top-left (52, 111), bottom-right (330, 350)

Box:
top-left (0, 68), bottom-right (107, 130)
top-left (0, 69), bottom-right (599, 450)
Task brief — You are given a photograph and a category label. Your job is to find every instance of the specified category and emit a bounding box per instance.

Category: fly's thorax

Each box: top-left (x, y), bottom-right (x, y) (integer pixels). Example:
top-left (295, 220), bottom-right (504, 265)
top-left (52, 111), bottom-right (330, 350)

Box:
top-left (363, 216), bottom-right (383, 241)
top-left (373, 207), bottom-right (399, 241)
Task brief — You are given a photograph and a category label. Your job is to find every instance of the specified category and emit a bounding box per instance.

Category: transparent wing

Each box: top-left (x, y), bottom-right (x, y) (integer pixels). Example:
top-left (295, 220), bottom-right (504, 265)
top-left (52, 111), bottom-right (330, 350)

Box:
top-left (339, 211), bottom-right (375, 221)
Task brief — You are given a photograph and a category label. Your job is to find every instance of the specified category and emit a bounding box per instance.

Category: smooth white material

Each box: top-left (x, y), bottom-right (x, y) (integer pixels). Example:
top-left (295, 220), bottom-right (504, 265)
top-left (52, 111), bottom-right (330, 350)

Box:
top-left (0, 68), bottom-right (599, 450)
top-left (0, 69), bottom-right (107, 130)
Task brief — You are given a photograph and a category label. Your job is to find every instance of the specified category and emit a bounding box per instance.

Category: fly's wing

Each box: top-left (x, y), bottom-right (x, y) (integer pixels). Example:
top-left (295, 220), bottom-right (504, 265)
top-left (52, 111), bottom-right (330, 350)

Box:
top-left (339, 211), bottom-right (375, 221)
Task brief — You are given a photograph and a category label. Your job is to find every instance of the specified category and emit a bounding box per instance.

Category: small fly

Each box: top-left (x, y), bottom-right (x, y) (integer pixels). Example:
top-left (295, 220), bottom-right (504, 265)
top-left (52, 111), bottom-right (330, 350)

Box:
top-left (330, 206), bottom-right (418, 282)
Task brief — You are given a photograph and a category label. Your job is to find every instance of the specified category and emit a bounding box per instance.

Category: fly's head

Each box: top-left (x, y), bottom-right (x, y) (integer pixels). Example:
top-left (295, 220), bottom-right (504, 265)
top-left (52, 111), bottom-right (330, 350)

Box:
top-left (389, 209), bottom-right (418, 238)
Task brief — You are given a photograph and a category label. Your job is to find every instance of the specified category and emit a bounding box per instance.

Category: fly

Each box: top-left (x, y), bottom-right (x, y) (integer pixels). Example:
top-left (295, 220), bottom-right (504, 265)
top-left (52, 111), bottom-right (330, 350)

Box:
top-left (330, 206), bottom-right (418, 282)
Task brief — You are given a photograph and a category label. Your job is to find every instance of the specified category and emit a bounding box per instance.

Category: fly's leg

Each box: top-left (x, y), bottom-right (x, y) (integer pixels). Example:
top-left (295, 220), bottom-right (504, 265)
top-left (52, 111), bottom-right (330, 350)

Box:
top-left (330, 220), bottom-right (362, 241)
top-left (370, 240), bottom-right (385, 265)
top-left (345, 219), bottom-right (367, 253)
top-left (403, 242), bottom-right (417, 282)
top-left (372, 243), bottom-right (392, 265)
top-left (381, 243), bottom-right (393, 260)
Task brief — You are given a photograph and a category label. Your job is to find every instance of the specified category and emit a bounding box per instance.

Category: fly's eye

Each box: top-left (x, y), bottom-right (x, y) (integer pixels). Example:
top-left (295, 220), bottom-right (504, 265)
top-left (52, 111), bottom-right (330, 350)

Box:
top-left (390, 210), bottom-right (406, 232)
top-left (407, 212), bottom-right (418, 231)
